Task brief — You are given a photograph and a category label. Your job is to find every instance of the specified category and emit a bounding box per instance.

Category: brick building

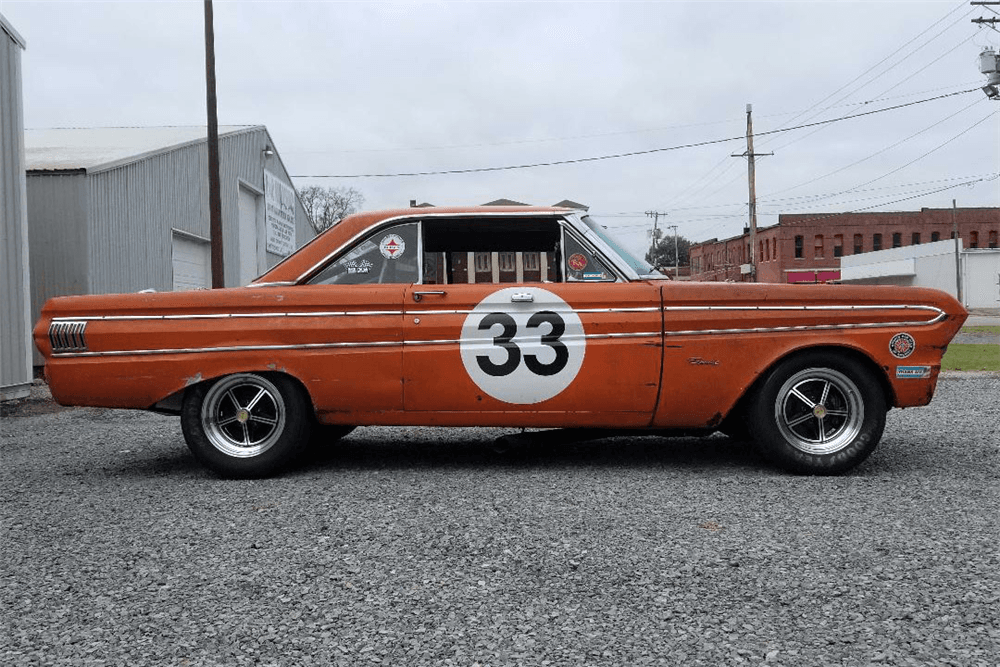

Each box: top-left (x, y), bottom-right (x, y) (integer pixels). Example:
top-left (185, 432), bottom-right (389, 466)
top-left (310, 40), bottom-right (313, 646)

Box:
top-left (689, 207), bottom-right (1000, 283)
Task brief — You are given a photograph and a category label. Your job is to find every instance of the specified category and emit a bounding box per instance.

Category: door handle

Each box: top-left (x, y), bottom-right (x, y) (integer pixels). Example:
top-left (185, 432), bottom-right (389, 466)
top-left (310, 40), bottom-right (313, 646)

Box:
top-left (412, 290), bottom-right (446, 302)
top-left (510, 292), bottom-right (534, 303)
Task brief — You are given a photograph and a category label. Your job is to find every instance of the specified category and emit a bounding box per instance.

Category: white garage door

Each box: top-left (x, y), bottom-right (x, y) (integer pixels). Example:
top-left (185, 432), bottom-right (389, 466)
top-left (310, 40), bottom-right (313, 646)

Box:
top-left (172, 233), bottom-right (211, 291)
top-left (239, 186), bottom-right (260, 285)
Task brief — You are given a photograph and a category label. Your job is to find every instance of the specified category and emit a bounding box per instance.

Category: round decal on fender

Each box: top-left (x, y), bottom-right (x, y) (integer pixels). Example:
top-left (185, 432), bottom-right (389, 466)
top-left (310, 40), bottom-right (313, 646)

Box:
top-left (460, 288), bottom-right (585, 404)
top-left (379, 234), bottom-right (405, 260)
top-left (889, 332), bottom-right (915, 359)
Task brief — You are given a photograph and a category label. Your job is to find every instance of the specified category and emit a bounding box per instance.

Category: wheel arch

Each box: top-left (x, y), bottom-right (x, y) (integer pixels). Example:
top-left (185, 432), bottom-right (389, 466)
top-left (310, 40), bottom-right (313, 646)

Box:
top-left (732, 344), bottom-right (894, 420)
top-left (152, 368), bottom-right (319, 417)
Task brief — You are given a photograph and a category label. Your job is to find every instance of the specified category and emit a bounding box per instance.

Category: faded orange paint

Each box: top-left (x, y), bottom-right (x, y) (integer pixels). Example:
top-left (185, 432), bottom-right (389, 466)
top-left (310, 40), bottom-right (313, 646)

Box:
top-left (34, 207), bottom-right (967, 432)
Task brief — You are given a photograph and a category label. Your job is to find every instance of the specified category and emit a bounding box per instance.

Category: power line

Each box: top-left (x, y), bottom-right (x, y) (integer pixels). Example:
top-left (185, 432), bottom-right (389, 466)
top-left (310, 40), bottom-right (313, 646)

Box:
top-left (759, 1), bottom-right (974, 142)
top-left (763, 97), bottom-right (988, 198)
top-left (293, 89), bottom-right (977, 179)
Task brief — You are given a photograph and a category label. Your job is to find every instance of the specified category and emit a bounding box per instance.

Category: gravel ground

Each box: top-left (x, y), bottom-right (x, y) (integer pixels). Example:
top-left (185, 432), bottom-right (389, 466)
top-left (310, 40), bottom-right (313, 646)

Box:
top-left (2, 377), bottom-right (998, 667)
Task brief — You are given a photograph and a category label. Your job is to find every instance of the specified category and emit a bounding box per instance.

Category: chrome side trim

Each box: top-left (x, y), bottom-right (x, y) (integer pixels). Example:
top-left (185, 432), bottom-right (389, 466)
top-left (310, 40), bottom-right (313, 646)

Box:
top-left (662, 304), bottom-right (944, 314)
top-left (663, 319), bottom-right (945, 337)
top-left (52, 340), bottom-right (401, 358)
top-left (246, 281), bottom-right (297, 288)
top-left (50, 331), bottom-right (661, 358)
top-left (52, 310), bottom-right (403, 322)
top-left (52, 306), bottom-right (661, 322)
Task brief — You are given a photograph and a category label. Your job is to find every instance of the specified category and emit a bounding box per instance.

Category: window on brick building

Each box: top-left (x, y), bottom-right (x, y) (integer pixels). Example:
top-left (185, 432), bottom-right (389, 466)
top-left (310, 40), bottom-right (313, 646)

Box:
top-left (892, 232), bottom-right (902, 248)
top-left (989, 231), bottom-right (998, 248)
top-left (970, 231), bottom-right (979, 249)
top-left (794, 235), bottom-right (803, 259)
top-left (853, 234), bottom-right (863, 255)
top-left (772, 238), bottom-right (777, 260)
top-left (931, 231), bottom-right (940, 242)
top-left (833, 234), bottom-right (843, 258)
top-left (814, 235), bottom-right (824, 258)
top-left (912, 232), bottom-right (920, 245)
top-left (873, 233), bottom-right (882, 251)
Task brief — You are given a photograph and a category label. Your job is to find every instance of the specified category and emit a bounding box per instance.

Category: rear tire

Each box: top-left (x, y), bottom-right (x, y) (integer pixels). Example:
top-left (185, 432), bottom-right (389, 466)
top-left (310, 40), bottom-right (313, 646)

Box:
top-left (182, 373), bottom-right (313, 478)
top-left (748, 353), bottom-right (886, 475)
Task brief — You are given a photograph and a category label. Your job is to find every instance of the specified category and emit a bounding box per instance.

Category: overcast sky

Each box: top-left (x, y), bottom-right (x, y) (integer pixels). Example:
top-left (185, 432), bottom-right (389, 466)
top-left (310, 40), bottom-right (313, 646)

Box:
top-left (4, 0), bottom-right (999, 256)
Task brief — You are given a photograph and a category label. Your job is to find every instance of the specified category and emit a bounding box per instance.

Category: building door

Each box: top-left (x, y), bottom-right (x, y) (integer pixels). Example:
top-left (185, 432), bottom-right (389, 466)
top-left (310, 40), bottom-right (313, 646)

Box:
top-left (171, 233), bottom-right (210, 290)
top-left (238, 185), bottom-right (261, 285)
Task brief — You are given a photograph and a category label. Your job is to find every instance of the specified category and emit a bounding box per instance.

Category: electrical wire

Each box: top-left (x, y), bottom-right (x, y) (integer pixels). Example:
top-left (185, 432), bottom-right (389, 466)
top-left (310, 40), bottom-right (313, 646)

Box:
top-left (292, 89), bottom-right (977, 179)
top-left (763, 97), bottom-right (988, 198)
top-left (758, 1), bottom-right (974, 142)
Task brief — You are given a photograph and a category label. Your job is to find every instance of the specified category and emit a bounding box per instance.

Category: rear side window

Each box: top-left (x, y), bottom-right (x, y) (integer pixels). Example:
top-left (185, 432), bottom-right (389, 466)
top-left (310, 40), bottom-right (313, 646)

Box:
top-left (421, 217), bottom-right (562, 284)
top-left (308, 222), bottom-right (419, 285)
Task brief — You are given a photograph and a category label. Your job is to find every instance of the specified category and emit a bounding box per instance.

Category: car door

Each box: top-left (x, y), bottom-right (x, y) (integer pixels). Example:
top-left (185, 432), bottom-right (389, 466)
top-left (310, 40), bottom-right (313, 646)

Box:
top-left (402, 251), bottom-right (663, 427)
top-left (298, 221), bottom-right (420, 419)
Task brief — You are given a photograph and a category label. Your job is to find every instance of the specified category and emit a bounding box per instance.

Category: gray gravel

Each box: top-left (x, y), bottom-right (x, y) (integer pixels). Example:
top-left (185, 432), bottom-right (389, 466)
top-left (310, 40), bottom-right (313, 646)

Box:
top-left (2, 376), bottom-right (998, 666)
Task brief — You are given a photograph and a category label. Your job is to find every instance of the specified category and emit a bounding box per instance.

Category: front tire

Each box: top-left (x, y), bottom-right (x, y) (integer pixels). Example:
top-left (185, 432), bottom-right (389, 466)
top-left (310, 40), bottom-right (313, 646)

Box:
top-left (748, 353), bottom-right (886, 475)
top-left (182, 373), bottom-right (313, 478)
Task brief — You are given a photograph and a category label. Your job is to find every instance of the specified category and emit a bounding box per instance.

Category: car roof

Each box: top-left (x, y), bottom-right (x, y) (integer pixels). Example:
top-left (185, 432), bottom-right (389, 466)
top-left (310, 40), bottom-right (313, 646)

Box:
top-left (257, 206), bottom-right (572, 284)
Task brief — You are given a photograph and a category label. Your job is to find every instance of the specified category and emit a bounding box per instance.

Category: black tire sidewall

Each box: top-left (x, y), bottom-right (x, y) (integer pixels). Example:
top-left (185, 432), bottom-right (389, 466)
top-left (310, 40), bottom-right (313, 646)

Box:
top-left (749, 353), bottom-right (886, 475)
top-left (181, 373), bottom-right (313, 478)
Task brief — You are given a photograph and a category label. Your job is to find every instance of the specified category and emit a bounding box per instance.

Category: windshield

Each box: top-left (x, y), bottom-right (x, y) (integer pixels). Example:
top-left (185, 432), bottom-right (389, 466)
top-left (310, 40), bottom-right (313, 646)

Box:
top-left (581, 215), bottom-right (661, 276)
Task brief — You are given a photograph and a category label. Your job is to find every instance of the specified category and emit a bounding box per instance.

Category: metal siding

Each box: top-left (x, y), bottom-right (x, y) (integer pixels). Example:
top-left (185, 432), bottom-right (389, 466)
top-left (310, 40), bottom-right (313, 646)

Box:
top-left (26, 174), bottom-right (90, 365)
top-left (1, 24), bottom-right (32, 396)
top-left (217, 128), bottom-right (313, 282)
top-left (87, 146), bottom-right (207, 295)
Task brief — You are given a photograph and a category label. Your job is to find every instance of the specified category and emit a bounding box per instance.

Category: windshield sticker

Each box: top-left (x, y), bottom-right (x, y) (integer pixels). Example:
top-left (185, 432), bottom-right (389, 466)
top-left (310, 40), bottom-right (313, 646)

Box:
top-left (460, 287), bottom-right (586, 405)
top-left (568, 253), bottom-right (588, 271)
top-left (582, 272), bottom-right (606, 281)
top-left (896, 365), bottom-right (931, 379)
top-left (346, 259), bottom-right (373, 275)
top-left (889, 332), bottom-right (915, 359)
top-left (379, 234), bottom-right (405, 260)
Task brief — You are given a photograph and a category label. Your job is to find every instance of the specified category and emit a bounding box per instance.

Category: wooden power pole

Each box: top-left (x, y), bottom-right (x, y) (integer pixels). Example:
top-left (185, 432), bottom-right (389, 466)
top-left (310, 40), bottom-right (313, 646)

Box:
top-left (732, 104), bottom-right (771, 282)
top-left (204, 0), bottom-right (224, 288)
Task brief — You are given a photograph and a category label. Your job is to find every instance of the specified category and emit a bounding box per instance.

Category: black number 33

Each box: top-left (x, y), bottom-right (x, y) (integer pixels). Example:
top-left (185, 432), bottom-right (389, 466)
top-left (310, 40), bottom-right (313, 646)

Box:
top-left (476, 311), bottom-right (569, 377)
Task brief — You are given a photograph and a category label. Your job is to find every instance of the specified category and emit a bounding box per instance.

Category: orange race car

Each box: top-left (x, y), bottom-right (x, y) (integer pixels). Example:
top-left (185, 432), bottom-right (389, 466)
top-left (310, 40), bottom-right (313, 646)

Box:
top-left (34, 207), bottom-right (967, 478)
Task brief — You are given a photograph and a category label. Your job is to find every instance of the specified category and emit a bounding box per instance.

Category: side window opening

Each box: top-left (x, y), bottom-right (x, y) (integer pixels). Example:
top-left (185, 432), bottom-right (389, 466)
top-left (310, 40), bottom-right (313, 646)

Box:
top-left (308, 222), bottom-right (419, 285)
top-left (421, 217), bottom-right (562, 284)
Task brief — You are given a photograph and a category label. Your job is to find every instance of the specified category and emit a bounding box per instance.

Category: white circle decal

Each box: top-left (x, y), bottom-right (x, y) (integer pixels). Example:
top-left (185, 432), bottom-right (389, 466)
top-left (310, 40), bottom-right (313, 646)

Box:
top-left (379, 234), bottom-right (405, 260)
top-left (460, 288), bottom-right (585, 404)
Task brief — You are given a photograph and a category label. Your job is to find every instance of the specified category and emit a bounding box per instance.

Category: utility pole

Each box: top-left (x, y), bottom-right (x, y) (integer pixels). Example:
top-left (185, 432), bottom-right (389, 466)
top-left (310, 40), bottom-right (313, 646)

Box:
top-left (953, 200), bottom-right (963, 305)
top-left (204, 0), bottom-right (224, 288)
top-left (732, 104), bottom-right (772, 282)
top-left (971, 1), bottom-right (1000, 26)
top-left (666, 224), bottom-right (679, 278)
top-left (646, 210), bottom-right (668, 266)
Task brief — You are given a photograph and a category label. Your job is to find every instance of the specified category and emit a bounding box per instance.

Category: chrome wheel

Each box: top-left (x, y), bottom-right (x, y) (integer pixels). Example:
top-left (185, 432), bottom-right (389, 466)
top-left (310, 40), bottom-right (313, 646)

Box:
top-left (774, 367), bottom-right (864, 456)
top-left (201, 374), bottom-right (287, 458)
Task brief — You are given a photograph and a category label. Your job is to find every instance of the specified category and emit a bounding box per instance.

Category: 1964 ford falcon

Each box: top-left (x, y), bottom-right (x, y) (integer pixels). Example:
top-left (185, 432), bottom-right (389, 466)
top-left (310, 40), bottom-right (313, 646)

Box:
top-left (35, 206), bottom-right (967, 477)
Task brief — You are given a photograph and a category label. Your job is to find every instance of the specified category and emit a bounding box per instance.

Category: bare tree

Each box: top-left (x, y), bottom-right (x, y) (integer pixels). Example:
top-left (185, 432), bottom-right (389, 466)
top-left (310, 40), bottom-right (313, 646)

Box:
top-left (299, 185), bottom-right (365, 234)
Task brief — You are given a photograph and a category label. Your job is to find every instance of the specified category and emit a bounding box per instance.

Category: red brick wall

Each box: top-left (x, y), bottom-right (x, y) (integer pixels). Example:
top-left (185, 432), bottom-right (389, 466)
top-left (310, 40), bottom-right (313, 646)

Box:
top-left (689, 207), bottom-right (1000, 283)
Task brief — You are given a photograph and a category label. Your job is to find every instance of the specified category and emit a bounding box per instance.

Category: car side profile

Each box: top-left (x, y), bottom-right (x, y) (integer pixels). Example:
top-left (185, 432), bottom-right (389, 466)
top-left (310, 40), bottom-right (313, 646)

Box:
top-left (35, 206), bottom-right (967, 477)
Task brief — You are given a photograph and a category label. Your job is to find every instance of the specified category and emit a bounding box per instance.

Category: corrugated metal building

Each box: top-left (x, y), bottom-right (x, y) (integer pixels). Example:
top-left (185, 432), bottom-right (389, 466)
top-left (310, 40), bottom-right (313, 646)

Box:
top-left (1, 13), bottom-right (32, 400)
top-left (24, 125), bottom-right (313, 360)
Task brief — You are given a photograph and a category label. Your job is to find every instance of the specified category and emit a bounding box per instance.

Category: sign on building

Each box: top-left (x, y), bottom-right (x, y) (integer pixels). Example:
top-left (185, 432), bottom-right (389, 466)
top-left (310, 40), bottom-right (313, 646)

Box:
top-left (264, 170), bottom-right (296, 256)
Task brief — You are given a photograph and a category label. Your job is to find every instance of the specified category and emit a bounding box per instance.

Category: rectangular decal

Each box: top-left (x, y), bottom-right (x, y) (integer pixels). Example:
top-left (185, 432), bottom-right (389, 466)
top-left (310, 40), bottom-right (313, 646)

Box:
top-left (896, 366), bottom-right (931, 379)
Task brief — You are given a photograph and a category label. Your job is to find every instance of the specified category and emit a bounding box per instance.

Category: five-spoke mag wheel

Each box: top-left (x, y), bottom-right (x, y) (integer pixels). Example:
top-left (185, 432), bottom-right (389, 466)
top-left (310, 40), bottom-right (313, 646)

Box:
top-left (749, 353), bottom-right (886, 475)
top-left (182, 373), bottom-right (312, 478)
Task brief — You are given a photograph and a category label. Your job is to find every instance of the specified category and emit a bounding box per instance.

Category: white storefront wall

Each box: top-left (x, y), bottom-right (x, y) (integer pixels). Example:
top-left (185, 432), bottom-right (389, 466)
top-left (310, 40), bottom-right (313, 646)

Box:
top-left (840, 239), bottom-right (1000, 309)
